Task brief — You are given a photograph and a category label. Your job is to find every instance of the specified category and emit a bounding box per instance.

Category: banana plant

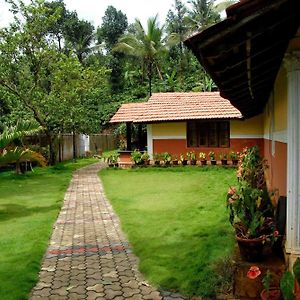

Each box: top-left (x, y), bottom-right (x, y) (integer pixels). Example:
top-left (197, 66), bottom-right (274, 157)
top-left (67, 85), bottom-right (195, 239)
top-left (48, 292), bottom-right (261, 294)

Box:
top-left (0, 121), bottom-right (46, 174)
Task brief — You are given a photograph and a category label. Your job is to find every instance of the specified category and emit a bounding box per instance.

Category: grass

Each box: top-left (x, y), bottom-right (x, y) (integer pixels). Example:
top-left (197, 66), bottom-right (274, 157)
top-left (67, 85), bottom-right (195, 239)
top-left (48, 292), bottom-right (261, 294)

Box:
top-left (0, 158), bottom-right (98, 300)
top-left (100, 166), bottom-right (237, 297)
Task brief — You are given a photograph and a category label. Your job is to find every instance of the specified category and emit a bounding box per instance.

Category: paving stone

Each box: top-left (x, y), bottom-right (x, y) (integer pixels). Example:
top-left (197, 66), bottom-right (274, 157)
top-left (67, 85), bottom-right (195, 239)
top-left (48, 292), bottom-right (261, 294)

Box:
top-left (29, 163), bottom-right (186, 300)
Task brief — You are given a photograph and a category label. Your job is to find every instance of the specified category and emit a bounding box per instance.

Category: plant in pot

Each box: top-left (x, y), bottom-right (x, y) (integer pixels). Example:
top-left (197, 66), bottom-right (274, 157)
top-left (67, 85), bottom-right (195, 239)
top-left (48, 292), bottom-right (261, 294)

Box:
top-left (227, 146), bottom-right (277, 262)
top-left (180, 153), bottom-right (187, 166)
top-left (260, 270), bottom-right (281, 300)
top-left (220, 152), bottom-right (228, 165)
top-left (172, 154), bottom-right (179, 165)
top-left (209, 151), bottom-right (216, 165)
top-left (107, 151), bottom-right (119, 167)
top-left (230, 151), bottom-right (239, 165)
top-left (187, 151), bottom-right (197, 165)
top-left (162, 152), bottom-right (172, 166)
top-left (153, 152), bottom-right (161, 166)
top-left (199, 152), bottom-right (207, 165)
top-left (131, 149), bottom-right (143, 166)
top-left (141, 151), bottom-right (150, 165)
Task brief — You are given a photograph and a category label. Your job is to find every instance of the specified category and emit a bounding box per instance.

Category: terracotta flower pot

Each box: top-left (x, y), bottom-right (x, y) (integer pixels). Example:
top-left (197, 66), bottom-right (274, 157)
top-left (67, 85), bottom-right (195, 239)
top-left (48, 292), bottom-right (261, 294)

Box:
top-left (221, 159), bottom-right (228, 165)
top-left (190, 159), bottom-right (197, 165)
top-left (181, 160), bottom-right (188, 166)
top-left (232, 159), bottom-right (239, 165)
top-left (260, 287), bottom-right (281, 300)
top-left (236, 236), bottom-right (265, 262)
top-left (200, 160), bottom-right (207, 166)
top-left (210, 160), bottom-right (217, 165)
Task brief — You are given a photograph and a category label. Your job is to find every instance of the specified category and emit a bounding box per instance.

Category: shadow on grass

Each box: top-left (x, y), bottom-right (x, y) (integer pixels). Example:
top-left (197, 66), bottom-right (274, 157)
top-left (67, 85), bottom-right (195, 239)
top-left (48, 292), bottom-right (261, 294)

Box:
top-left (0, 203), bottom-right (59, 222)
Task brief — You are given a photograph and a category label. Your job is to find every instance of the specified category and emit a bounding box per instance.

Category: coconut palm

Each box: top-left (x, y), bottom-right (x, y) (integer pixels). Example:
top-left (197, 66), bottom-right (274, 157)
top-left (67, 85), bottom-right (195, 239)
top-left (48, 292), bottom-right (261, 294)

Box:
top-left (0, 120), bottom-right (46, 174)
top-left (186, 0), bottom-right (221, 32)
top-left (113, 15), bottom-right (165, 96)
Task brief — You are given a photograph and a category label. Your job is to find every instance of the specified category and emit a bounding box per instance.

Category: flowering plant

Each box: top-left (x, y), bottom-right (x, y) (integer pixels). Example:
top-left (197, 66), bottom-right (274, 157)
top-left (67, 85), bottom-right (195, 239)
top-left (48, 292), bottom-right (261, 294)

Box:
top-left (208, 151), bottom-right (215, 160)
top-left (199, 152), bottom-right (206, 160)
top-left (227, 146), bottom-right (277, 239)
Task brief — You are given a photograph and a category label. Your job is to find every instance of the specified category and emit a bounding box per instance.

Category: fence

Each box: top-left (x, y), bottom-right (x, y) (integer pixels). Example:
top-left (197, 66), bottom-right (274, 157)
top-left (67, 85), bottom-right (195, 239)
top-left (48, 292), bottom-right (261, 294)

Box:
top-left (25, 133), bottom-right (118, 162)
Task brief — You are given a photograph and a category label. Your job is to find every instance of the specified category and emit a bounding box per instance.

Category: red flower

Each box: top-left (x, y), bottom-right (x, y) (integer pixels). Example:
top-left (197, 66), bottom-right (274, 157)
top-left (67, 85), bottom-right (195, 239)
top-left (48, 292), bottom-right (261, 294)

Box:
top-left (274, 230), bottom-right (279, 237)
top-left (247, 266), bottom-right (261, 279)
top-left (228, 186), bottom-right (237, 195)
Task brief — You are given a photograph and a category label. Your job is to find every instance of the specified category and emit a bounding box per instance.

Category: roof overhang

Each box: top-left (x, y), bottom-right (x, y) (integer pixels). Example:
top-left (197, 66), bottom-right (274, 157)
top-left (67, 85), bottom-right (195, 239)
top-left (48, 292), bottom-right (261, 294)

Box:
top-left (184, 0), bottom-right (300, 118)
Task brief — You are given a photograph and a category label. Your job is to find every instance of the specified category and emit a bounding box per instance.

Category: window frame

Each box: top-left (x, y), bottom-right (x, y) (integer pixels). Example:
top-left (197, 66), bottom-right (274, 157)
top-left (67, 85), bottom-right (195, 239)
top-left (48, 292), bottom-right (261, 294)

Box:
top-left (186, 120), bottom-right (230, 148)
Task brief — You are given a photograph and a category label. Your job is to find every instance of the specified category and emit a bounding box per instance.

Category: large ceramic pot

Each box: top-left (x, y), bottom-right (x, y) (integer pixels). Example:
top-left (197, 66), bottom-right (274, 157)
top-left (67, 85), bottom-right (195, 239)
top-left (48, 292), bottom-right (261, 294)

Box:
top-left (260, 288), bottom-right (281, 300)
top-left (236, 236), bottom-right (265, 262)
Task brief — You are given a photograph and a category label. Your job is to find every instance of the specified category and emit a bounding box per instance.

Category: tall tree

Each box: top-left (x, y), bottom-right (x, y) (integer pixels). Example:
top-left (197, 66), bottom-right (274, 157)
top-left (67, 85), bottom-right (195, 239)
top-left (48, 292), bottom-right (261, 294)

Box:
top-left (98, 6), bottom-right (128, 93)
top-left (0, 0), bottom-right (107, 164)
top-left (114, 16), bottom-right (165, 96)
top-left (186, 0), bottom-right (220, 32)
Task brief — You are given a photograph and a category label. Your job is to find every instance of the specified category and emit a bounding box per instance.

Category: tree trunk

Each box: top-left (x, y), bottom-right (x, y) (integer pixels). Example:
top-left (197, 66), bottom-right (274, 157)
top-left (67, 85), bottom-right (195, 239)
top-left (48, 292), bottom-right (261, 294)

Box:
top-left (45, 131), bottom-right (56, 165)
top-left (148, 62), bottom-right (153, 96)
top-left (15, 161), bottom-right (21, 175)
top-left (72, 128), bottom-right (77, 161)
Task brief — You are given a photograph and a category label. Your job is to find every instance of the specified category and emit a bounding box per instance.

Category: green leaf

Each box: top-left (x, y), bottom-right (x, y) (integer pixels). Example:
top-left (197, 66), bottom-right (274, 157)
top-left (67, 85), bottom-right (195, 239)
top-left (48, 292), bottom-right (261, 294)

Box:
top-left (280, 271), bottom-right (294, 300)
top-left (293, 257), bottom-right (300, 285)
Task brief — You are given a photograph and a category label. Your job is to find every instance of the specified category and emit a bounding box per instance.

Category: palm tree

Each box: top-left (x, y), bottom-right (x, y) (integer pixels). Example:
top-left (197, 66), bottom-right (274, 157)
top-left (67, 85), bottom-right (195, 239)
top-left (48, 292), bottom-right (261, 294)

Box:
top-left (0, 121), bottom-right (46, 174)
top-left (186, 0), bottom-right (221, 32)
top-left (113, 15), bottom-right (165, 96)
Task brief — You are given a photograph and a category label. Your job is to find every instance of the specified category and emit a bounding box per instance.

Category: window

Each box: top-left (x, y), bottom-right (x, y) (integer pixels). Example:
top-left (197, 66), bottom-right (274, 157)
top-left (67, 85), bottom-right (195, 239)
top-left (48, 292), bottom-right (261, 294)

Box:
top-left (187, 121), bottom-right (230, 148)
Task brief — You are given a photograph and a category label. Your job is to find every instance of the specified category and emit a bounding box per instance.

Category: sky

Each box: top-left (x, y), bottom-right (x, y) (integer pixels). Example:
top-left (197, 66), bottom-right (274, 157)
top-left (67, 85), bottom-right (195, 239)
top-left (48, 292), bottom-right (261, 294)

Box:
top-left (0, 0), bottom-right (191, 29)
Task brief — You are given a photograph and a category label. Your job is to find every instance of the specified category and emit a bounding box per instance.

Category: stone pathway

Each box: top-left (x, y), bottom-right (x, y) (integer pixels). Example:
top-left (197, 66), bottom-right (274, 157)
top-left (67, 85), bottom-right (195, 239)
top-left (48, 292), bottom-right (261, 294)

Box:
top-left (30, 163), bottom-right (186, 300)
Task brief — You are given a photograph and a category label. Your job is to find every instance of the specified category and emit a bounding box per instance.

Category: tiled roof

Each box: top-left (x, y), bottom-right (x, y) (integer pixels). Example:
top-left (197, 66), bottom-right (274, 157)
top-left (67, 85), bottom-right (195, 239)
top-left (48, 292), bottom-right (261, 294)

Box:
top-left (110, 92), bottom-right (242, 123)
top-left (109, 102), bottom-right (147, 123)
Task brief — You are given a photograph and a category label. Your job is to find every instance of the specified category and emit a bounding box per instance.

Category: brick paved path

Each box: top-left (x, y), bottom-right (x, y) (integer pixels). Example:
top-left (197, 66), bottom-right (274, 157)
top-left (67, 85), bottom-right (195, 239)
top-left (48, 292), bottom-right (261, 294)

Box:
top-left (30, 163), bottom-right (186, 300)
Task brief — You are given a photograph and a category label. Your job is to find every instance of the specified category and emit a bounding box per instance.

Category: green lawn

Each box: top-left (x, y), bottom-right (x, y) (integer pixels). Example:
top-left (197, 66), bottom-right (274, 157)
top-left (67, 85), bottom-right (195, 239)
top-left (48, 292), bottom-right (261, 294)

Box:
top-left (0, 158), bottom-right (98, 300)
top-left (100, 166), bottom-right (237, 297)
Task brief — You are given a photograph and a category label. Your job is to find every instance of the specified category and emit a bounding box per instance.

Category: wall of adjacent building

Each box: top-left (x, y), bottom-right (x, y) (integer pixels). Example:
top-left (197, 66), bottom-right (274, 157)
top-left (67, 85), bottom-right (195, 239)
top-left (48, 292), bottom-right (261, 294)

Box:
top-left (147, 117), bottom-right (265, 160)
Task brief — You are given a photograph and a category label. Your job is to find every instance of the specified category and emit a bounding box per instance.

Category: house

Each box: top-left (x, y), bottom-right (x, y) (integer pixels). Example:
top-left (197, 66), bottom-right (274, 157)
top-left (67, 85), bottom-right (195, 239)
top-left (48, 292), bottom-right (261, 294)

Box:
top-left (110, 92), bottom-right (266, 159)
top-left (184, 0), bottom-right (300, 265)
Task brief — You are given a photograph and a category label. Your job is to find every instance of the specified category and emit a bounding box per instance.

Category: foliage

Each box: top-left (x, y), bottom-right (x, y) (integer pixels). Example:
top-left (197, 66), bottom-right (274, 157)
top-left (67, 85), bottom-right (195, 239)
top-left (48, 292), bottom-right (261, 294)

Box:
top-left (208, 151), bottom-right (215, 160)
top-left (280, 258), bottom-right (300, 300)
top-left (227, 147), bottom-right (277, 239)
top-left (0, 121), bottom-right (46, 174)
top-left (262, 269), bottom-right (272, 292)
top-left (230, 151), bottom-right (239, 160)
top-left (100, 166), bottom-right (236, 297)
top-left (102, 150), bottom-right (119, 165)
top-left (199, 152), bottom-right (206, 160)
top-left (114, 15), bottom-right (166, 96)
top-left (187, 151), bottom-right (196, 161)
top-left (162, 152), bottom-right (172, 164)
top-left (219, 152), bottom-right (228, 160)
top-left (0, 0), bottom-right (109, 164)
top-left (153, 152), bottom-right (162, 161)
top-left (141, 151), bottom-right (150, 162)
top-left (131, 149), bottom-right (143, 165)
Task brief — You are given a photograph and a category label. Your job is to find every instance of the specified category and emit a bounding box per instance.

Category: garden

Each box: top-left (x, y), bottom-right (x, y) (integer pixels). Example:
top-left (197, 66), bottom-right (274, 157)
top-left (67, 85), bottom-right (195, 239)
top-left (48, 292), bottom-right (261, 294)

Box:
top-left (0, 158), bottom-right (97, 300)
top-left (100, 166), bottom-right (237, 297)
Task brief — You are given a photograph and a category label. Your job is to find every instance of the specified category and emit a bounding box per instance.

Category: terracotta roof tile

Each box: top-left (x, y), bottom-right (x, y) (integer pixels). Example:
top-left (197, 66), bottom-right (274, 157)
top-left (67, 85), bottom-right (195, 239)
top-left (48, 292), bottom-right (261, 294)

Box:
top-left (110, 92), bottom-right (242, 123)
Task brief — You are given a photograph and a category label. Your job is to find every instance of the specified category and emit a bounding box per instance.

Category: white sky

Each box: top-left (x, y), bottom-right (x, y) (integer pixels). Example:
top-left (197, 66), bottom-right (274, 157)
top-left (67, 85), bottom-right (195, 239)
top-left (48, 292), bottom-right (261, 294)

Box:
top-left (0, 0), bottom-right (191, 29)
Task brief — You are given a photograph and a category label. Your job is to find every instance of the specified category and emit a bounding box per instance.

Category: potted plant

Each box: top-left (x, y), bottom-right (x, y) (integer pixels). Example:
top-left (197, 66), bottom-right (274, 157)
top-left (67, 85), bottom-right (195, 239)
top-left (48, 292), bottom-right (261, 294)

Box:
top-left (162, 152), bottom-right (172, 166)
top-left (230, 151), bottom-right (239, 165)
top-left (209, 151), bottom-right (216, 165)
top-left (141, 151), bottom-right (150, 165)
top-left (220, 152), bottom-right (228, 165)
top-left (153, 152), bottom-right (161, 166)
top-left (227, 146), bottom-right (277, 262)
top-left (187, 151), bottom-right (197, 165)
top-left (261, 270), bottom-right (281, 300)
top-left (172, 154), bottom-right (179, 165)
top-left (180, 153), bottom-right (187, 166)
top-left (131, 149), bottom-right (143, 166)
top-left (280, 258), bottom-right (300, 300)
top-left (107, 151), bottom-right (119, 167)
top-left (199, 152), bottom-right (207, 165)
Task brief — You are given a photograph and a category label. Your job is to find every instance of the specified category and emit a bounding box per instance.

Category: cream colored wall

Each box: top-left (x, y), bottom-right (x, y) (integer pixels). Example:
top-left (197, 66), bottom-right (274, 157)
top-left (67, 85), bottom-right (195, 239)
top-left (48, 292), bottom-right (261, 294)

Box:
top-left (152, 122), bottom-right (186, 138)
top-left (230, 115), bottom-right (264, 137)
top-left (263, 67), bottom-right (288, 143)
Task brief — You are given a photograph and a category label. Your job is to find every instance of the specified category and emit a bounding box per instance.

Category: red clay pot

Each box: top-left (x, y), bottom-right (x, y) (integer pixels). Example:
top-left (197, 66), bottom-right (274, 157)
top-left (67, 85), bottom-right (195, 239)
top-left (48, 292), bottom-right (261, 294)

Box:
top-left (260, 288), bottom-right (281, 300)
top-left (236, 236), bottom-right (265, 262)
